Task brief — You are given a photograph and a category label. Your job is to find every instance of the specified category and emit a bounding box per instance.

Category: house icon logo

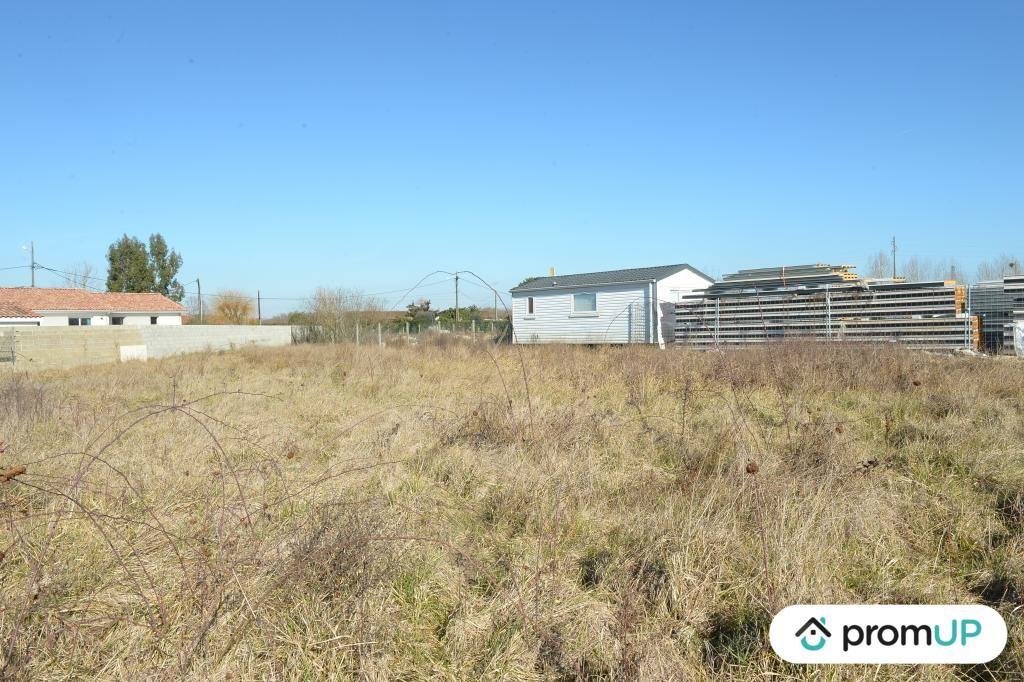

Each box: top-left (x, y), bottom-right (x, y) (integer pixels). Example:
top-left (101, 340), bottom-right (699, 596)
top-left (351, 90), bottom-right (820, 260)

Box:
top-left (795, 617), bottom-right (831, 651)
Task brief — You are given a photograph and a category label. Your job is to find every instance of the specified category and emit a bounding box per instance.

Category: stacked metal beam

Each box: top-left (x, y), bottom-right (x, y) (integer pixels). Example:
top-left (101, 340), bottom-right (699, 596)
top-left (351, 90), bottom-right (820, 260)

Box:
top-left (675, 264), bottom-right (972, 350)
top-left (970, 279), bottom-right (1022, 351)
top-left (1003, 276), bottom-right (1024, 350)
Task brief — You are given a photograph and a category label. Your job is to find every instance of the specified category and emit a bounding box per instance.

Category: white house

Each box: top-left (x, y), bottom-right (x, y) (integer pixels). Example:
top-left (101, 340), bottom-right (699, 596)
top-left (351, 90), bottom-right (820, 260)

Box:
top-left (510, 264), bottom-right (713, 347)
top-left (0, 288), bottom-right (185, 327)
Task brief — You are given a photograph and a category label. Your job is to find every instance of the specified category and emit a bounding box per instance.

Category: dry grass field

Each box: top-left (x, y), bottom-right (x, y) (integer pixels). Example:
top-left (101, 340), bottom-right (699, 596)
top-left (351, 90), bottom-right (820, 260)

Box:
top-left (1, 340), bottom-right (1022, 680)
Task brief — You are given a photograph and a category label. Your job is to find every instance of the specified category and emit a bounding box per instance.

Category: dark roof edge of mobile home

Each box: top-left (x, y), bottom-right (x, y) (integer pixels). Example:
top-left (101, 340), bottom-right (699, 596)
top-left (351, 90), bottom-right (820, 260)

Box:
top-left (510, 264), bottom-right (713, 293)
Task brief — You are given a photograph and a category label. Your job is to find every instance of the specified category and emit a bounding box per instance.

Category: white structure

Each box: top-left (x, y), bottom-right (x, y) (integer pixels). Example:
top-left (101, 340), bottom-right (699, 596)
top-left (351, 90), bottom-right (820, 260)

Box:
top-left (510, 264), bottom-right (713, 347)
top-left (0, 288), bottom-right (185, 327)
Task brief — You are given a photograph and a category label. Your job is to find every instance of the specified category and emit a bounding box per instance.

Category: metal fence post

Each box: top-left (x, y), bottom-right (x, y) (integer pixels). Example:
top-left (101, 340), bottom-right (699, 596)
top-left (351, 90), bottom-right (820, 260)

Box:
top-left (356, 323), bottom-right (360, 345)
top-left (378, 322), bottom-right (382, 346)
top-left (965, 284), bottom-right (972, 350)
top-left (826, 284), bottom-right (832, 340)
top-left (714, 298), bottom-right (720, 345)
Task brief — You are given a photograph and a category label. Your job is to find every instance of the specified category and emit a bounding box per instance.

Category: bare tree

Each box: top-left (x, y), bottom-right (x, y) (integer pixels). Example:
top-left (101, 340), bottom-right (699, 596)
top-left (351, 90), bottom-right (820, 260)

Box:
top-left (976, 253), bottom-right (1022, 282)
top-left (183, 294), bottom-right (202, 322)
top-left (64, 262), bottom-right (95, 289)
top-left (900, 256), bottom-right (935, 282)
top-left (212, 290), bottom-right (255, 324)
top-left (898, 256), bottom-right (962, 283)
top-left (306, 287), bottom-right (385, 342)
top-left (932, 257), bottom-right (966, 282)
top-left (865, 250), bottom-right (891, 279)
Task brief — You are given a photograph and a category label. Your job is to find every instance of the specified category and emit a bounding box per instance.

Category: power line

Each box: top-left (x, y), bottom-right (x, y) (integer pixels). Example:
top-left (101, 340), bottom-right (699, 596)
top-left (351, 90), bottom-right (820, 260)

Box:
top-left (6, 263), bottom-right (491, 313)
top-left (175, 277), bottom-right (458, 303)
top-left (33, 265), bottom-right (109, 292)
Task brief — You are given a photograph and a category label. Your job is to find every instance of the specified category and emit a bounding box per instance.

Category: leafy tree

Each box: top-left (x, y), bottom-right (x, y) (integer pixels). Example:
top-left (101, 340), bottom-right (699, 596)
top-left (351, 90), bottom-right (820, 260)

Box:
top-left (148, 234), bottom-right (185, 301)
top-left (105, 233), bottom-right (185, 301)
top-left (405, 298), bottom-right (431, 317)
top-left (400, 298), bottom-right (434, 328)
top-left (262, 310), bottom-right (313, 325)
top-left (435, 305), bottom-right (483, 324)
top-left (212, 290), bottom-right (254, 324)
top-left (106, 235), bottom-right (154, 293)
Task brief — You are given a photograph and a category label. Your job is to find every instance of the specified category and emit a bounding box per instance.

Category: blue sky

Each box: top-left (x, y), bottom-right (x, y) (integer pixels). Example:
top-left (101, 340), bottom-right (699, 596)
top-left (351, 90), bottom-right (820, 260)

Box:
top-left (2, 1), bottom-right (1022, 314)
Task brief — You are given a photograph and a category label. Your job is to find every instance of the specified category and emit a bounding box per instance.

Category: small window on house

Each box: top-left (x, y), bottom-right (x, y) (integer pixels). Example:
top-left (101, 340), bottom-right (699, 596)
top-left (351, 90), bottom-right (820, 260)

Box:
top-left (572, 292), bottom-right (597, 314)
top-left (150, 316), bottom-right (158, 325)
top-left (111, 317), bottom-right (124, 325)
top-left (68, 318), bottom-right (79, 326)
top-left (69, 317), bottom-right (91, 326)
top-left (80, 317), bottom-right (91, 326)
top-left (527, 297), bottom-right (534, 314)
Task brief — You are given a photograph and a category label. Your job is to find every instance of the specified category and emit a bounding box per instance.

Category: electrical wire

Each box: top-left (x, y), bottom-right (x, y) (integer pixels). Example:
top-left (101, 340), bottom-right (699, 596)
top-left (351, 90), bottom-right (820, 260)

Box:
top-left (6, 263), bottom-right (500, 312)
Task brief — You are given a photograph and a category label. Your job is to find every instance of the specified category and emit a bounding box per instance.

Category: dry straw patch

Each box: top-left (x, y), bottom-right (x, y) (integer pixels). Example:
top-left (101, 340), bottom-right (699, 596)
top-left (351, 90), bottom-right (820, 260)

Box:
top-left (0, 339), bottom-right (1022, 680)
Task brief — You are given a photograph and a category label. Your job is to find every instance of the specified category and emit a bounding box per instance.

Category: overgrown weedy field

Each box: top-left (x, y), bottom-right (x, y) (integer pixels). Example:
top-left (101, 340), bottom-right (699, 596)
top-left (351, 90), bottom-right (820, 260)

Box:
top-left (1, 340), bottom-right (1022, 680)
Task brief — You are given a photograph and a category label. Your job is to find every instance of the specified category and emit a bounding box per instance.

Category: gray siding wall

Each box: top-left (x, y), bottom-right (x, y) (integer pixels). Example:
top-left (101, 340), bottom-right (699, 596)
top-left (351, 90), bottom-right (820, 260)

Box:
top-left (511, 283), bottom-right (652, 344)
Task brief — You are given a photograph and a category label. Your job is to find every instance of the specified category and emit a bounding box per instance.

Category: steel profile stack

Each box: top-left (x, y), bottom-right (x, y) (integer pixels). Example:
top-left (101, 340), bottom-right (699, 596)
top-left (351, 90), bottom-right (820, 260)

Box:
top-left (675, 264), bottom-right (972, 350)
top-left (970, 278), bottom-right (1023, 351)
top-left (1003, 276), bottom-right (1024, 349)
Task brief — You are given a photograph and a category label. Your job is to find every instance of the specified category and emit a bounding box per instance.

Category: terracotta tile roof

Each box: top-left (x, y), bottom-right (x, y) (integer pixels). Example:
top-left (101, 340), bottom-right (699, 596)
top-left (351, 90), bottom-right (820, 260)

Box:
top-left (0, 288), bottom-right (185, 314)
top-left (0, 303), bottom-right (41, 318)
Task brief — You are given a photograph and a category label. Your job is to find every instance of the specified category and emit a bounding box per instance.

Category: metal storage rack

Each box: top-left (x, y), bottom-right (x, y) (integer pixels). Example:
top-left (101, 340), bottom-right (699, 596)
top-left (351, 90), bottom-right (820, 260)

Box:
top-left (675, 264), bottom-right (975, 351)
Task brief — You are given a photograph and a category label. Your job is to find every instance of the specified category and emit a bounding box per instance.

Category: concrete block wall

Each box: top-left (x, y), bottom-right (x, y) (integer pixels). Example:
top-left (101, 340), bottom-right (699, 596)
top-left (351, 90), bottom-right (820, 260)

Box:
top-left (139, 325), bottom-right (294, 358)
top-left (0, 325), bottom-right (293, 370)
top-left (0, 327), bottom-right (144, 370)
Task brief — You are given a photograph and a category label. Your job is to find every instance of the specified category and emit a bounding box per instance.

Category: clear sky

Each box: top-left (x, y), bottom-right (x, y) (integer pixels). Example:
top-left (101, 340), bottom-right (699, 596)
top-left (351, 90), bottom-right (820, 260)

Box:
top-left (2, 1), bottom-right (1022, 314)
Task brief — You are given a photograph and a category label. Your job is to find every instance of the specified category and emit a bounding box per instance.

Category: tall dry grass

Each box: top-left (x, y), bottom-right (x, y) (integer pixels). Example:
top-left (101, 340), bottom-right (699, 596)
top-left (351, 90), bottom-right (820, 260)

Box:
top-left (0, 340), bottom-right (1022, 680)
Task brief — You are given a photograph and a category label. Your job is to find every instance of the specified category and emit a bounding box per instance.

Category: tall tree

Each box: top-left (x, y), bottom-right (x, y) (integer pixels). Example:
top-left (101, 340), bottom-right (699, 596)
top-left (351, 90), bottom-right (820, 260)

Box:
top-left (900, 256), bottom-right (935, 282)
top-left (106, 235), bottom-right (154, 293)
top-left (865, 250), bottom-right (891, 279)
top-left (148, 234), bottom-right (185, 301)
top-left (976, 253), bottom-right (1022, 282)
top-left (105, 233), bottom-right (185, 301)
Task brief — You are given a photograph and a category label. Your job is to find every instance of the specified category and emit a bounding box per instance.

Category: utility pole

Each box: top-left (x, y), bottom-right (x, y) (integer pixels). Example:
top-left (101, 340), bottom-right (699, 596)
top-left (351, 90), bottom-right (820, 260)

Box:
top-left (454, 272), bottom-right (460, 323)
top-left (257, 290), bottom-right (262, 325)
top-left (197, 279), bottom-right (203, 324)
top-left (30, 241), bottom-right (35, 287)
top-left (493, 290), bottom-right (497, 320)
top-left (891, 236), bottom-right (897, 279)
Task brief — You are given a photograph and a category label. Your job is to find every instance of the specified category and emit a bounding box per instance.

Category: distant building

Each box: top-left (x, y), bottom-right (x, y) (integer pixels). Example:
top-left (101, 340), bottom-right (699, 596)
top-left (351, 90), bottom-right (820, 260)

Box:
top-left (510, 264), bottom-right (713, 347)
top-left (0, 288), bottom-right (185, 327)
